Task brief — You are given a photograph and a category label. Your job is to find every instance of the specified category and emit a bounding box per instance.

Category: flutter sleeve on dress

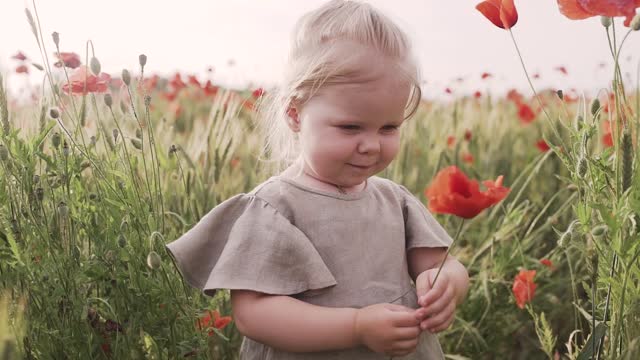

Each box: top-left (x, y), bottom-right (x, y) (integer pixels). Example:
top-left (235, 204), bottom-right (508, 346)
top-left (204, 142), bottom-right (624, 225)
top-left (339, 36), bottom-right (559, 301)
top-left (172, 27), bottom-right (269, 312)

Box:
top-left (398, 185), bottom-right (454, 251)
top-left (165, 194), bottom-right (337, 297)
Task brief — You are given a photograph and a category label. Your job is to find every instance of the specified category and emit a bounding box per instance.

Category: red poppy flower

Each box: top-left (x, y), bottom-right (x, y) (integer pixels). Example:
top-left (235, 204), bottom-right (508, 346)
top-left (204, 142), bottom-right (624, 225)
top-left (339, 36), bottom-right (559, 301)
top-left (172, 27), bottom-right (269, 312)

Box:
top-left (15, 65), bottom-right (29, 74)
top-left (512, 269), bottom-right (537, 309)
top-left (506, 89), bottom-right (524, 105)
top-left (473, 91), bottom-right (482, 99)
top-left (476, 0), bottom-right (519, 29)
top-left (462, 153), bottom-right (475, 164)
top-left (61, 66), bottom-right (111, 95)
top-left (540, 258), bottom-right (555, 270)
top-left (602, 120), bottom-right (614, 147)
top-left (447, 135), bottom-right (455, 148)
top-left (481, 72), bottom-right (492, 79)
top-left (532, 72), bottom-right (541, 79)
top-left (554, 66), bottom-right (568, 75)
top-left (188, 75), bottom-right (201, 88)
top-left (54, 52), bottom-right (81, 69)
top-left (196, 310), bottom-right (233, 336)
top-left (557, 0), bottom-right (640, 27)
top-left (445, 87), bottom-right (452, 94)
top-left (11, 51), bottom-right (28, 61)
top-left (169, 73), bottom-right (186, 92)
top-left (536, 139), bottom-right (550, 152)
top-left (424, 165), bottom-right (510, 219)
top-left (517, 103), bottom-right (537, 124)
top-left (464, 129), bottom-right (472, 141)
top-left (203, 80), bottom-right (219, 97)
top-left (252, 87), bottom-right (265, 98)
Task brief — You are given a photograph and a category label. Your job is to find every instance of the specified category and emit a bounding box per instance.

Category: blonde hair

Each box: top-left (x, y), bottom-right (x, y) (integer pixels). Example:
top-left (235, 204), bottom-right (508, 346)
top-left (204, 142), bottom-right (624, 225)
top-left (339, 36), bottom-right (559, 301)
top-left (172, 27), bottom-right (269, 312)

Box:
top-left (255, 0), bottom-right (422, 177)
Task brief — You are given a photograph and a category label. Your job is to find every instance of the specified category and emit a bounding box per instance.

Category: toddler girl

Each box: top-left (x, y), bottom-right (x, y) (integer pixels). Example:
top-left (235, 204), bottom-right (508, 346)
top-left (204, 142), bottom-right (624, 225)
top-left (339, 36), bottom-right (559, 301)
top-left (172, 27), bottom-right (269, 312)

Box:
top-left (166, 1), bottom-right (469, 358)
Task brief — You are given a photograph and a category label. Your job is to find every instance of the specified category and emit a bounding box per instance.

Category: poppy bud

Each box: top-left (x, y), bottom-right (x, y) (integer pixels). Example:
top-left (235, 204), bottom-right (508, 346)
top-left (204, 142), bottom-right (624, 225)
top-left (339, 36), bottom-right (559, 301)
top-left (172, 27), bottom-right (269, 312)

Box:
top-left (62, 140), bottom-right (70, 157)
top-left (586, 245), bottom-right (598, 282)
top-left (90, 135), bottom-right (97, 146)
top-left (90, 57), bottom-right (101, 75)
top-left (33, 174), bottom-right (40, 184)
top-left (590, 98), bottom-right (600, 116)
top-left (0, 143), bottom-right (9, 161)
top-left (131, 138), bottom-right (143, 150)
top-left (600, 16), bottom-right (611, 28)
top-left (52, 132), bottom-right (61, 148)
top-left (631, 13), bottom-right (640, 31)
top-left (104, 93), bottom-right (113, 108)
top-left (112, 129), bottom-right (119, 143)
top-left (169, 144), bottom-right (178, 156)
top-left (144, 95), bottom-right (151, 107)
top-left (122, 69), bottom-right (131, 86)
top-left (556, 89), bottom-right (563, 100)
top-left (89, 193), bottom-right (98, 201)
top-left (591, 224), bottom-right (608, 239)
top-left (57, 201), bottom-right (69, 219)
top-left (135, 128), bottom-right (142, 139)
top-left (576, 156), bottom-right (588, 178)
top-left (120, 100), bottom-right (128, 114)
top-left (574, 115), bottom-right (584, 131)
top-left (52, 31), bottom-right (60, 47)
top-left (118, 234), bottom-right (127, 248)
top-left (139, 54), bottom-right (147, 68)
top-left (146, 251), bottom-right (161, 270)
top-left (35, 187), bottom-right (44, 201)
top-left (49, 108), bottom-right (60, 119)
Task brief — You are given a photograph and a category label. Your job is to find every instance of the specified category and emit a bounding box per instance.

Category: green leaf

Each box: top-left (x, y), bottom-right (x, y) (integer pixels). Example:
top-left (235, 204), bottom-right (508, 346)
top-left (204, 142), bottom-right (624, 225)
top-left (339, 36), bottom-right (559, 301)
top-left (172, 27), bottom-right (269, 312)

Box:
top-left (577, 322), bottom-right (607, 360)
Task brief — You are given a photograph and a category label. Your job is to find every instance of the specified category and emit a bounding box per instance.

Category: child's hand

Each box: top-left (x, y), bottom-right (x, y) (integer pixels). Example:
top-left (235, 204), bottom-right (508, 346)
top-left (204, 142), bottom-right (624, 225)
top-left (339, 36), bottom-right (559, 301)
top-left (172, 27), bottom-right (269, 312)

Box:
top-left (354, 303), bottom-right (422, 357)
top-left (414, 269), bottom-right (457, 333)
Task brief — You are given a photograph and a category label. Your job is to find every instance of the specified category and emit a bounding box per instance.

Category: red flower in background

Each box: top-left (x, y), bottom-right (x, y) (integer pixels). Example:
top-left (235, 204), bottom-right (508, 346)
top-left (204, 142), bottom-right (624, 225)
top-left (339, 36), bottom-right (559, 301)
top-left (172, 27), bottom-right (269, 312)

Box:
top-left (252, 87), bottom-right (265, 98)
top-left (203, 80), bottom-right (219, 97)
top-left (554, 66), bottom-right (568, 75)
top-left (12, 51), bottom-right (28, 61)
top-left (196, 310), bottom-right (232, 336)
top-left (473, 90), bottom-right (482, 99)
top-left (540, 258), bottom-right (556, 270)
top-left (464, 129), bottom-right (472, 141)
top-left (512, 269), bottom-right (537, 309)
top-left (476, 0), bottom-right (519, 29)
top-left (61, 66), bottom-right (111, 95)
top-left (557, 0), bottom-right (640, 27)
top-left (536, 139), bottom-right (550, 152)
top-left (462, 153), bottom-right (475, 164)
top-left (54, 52), bottom-right (81, 69)
top-left (481, 72), bottom-right (492, 79)
top-left (602, 120), bottom-right (614, 147)
top-left (518, 103), bottom-right (537, 124)
top-left (425, 165), bottom-right (510, 219)
top-left (15, 65), bottom-right (29, 74)
top-left (507, 89), bottom-right (524, 105)
top-left (447, 135), bottom-right (455, 148)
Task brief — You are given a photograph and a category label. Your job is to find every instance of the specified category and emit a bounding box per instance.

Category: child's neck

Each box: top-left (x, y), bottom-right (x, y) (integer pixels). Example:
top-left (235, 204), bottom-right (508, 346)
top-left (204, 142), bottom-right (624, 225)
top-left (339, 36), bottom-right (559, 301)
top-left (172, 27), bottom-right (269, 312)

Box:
top-left (280, 164), bottom-right (366, 195)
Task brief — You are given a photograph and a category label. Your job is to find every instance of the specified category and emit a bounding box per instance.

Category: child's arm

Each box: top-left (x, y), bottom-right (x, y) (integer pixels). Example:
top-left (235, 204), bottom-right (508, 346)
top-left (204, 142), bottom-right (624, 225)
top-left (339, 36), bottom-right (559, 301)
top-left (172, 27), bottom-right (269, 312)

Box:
top-left (231, 289), bottom-right (359, 352)
top-left (231, 289), bottom-right (423, 355)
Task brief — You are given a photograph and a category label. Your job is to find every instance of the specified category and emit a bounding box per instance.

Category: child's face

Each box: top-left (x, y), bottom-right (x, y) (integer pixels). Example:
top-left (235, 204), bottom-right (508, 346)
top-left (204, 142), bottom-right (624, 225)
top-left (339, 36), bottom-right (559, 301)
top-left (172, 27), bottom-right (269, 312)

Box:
top-left (289, 44), bottom-right (413, 188)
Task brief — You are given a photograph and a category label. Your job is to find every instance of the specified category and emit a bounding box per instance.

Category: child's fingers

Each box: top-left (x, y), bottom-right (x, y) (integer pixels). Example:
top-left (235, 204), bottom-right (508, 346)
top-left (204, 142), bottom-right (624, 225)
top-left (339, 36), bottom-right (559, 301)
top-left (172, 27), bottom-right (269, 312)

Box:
top-left (423, 286), bottom-right (455, 316)
top-left (419, 281), bottom-right (446, 306)
top-left (421, 301), bottom-right (456, 331)
top-left (425, 309), bottom-right (456, 333)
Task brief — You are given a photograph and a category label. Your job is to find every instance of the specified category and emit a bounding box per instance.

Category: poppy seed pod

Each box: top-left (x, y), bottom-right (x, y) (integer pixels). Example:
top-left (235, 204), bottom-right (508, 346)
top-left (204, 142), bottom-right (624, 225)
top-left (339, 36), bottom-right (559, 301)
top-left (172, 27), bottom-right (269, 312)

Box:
top-left (146, 251), bottom-right (161, 270)
top-left (35, 187), bottom-right (44, 201)
top-left (600, 16), bottom-right (611, 28)
top-left (104, 93), bottom-right (113, 108)
top-left (52, 132), bottom-right (61, 148)
top-left (57, 201), bottom-right (69, 219)
top-left (590, 98), bottom-right (600, 116)
top-left (131, 138), bottom-right (143, 150)
top-left (122, 69), bottom-right (131, 86)
top-left (112, 129), bottom-right (119, 143)
top-left (52, 31), bottom-right (60, 47)
top-left (118, 234), bottom-right (127, 248)
top-left (135, 128), bottom-right (142, 139)
top-left (49, 108), bottom-right (60, 119)
top-left (139, 54), bottom-right (147, 68)
top-left (62, 140), bottom-right (69, 157)
top-left (90, 57), bottom-right (101, 75)
top-left (576, 156), bottom-right (588, 178)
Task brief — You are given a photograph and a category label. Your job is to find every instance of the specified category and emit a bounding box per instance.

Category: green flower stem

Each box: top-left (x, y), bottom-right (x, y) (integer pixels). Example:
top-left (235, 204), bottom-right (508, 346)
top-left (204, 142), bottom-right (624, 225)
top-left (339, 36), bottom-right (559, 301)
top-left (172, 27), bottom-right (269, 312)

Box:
top-left (431, 218), bottom-right (465, 286)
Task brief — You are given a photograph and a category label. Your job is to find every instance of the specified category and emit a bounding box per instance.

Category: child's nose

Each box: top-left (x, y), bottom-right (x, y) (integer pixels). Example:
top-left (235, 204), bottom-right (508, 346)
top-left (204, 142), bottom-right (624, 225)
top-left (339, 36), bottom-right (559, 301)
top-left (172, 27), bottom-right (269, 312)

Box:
top-left (356, 136), bottom-right (381, 154)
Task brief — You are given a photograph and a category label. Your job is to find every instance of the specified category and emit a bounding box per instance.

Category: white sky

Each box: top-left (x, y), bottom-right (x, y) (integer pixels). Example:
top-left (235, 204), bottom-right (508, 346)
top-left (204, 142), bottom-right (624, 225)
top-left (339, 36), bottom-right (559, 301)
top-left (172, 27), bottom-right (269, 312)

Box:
top-left (1, 0), bottom-right (639, 100)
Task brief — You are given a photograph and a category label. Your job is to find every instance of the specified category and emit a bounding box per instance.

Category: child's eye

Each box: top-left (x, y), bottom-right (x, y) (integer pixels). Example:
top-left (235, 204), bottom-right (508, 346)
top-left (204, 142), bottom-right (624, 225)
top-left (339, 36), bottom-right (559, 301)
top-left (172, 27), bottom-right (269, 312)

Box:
top-left (339, 125), bottom-right (360, 130)
top-left (382, 125), bottom-right (399, 132)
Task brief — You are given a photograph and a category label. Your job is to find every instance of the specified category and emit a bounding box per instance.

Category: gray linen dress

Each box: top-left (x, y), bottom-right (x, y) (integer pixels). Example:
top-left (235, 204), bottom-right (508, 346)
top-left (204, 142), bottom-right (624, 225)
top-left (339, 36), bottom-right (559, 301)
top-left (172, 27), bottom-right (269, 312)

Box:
top-left (165, 175), bottom-right (453, 359)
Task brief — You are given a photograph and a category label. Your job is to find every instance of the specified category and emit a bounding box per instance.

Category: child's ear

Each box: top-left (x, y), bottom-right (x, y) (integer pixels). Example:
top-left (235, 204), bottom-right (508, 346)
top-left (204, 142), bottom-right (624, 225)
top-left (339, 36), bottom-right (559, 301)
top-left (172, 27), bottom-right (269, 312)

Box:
top-left (286, 103), bottom-right (301, 132)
